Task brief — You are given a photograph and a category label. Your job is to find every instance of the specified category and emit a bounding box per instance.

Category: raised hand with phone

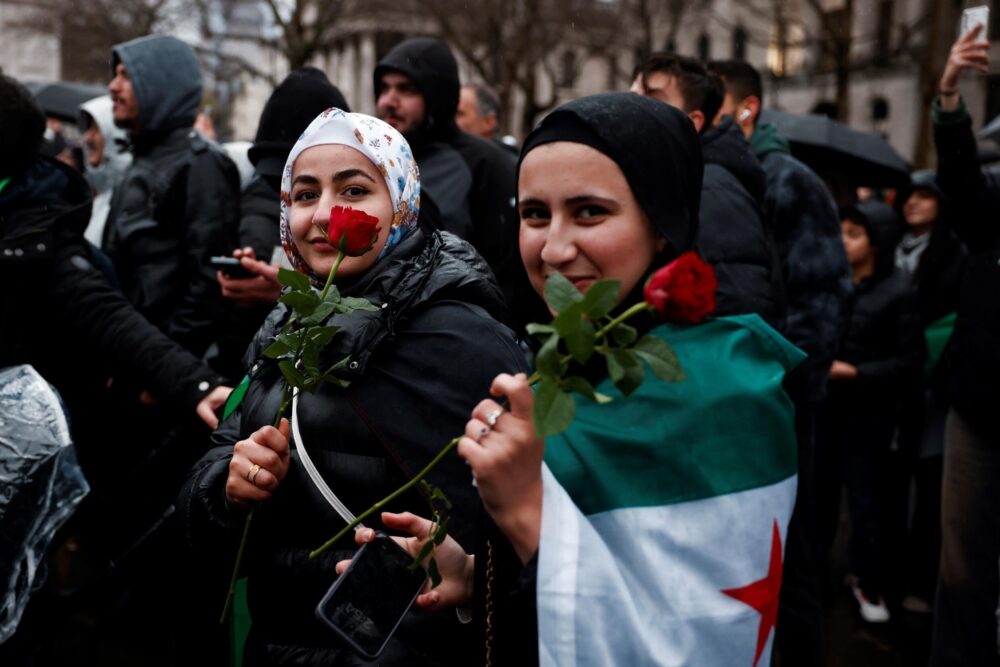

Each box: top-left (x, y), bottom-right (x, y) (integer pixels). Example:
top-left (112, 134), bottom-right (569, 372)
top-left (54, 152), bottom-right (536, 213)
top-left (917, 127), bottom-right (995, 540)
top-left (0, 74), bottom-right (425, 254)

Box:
top-left (939, 19), bottom-right (990, 112)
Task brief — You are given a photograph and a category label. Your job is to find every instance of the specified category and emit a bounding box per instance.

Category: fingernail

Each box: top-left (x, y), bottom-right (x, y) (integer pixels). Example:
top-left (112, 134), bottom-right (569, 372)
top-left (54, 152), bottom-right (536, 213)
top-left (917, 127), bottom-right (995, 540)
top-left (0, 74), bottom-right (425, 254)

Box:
top-left (361, 528), bottom-right (374, 540)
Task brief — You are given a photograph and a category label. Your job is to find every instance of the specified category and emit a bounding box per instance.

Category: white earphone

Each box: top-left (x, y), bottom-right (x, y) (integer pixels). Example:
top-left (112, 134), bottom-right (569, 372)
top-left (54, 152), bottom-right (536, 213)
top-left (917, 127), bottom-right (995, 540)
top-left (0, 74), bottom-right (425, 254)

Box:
top-left (738, 108), bottom-right (752, 121)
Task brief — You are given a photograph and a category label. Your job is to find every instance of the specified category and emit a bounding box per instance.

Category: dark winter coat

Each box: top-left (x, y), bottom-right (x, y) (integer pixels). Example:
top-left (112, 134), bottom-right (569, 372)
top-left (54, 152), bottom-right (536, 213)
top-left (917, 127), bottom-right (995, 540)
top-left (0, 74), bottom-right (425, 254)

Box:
top-left (699, 118), bottom-right (785, 330)
top-left (103, 35), bottom-right (241, 356)
top-left (751, 123), bottom-right (852, 404)
top-left (932, 98), bottom-right (1000, 441)
top-left (212, 162), bottom-right (284, 381)
top-left (180, 228), bottom-right (528, 666)
top-left (374, 38), bottom-right (524, 323)
top-left (239, 161), bottom-right (283, 262)
top-left (828, 218), bottom-right (925, 417)
top-left (892, 174), bottom-right (967, 453)
top-left (830, 272), bottom-right (923, 415)
top-left (0, 157), bottom-right (220, 435)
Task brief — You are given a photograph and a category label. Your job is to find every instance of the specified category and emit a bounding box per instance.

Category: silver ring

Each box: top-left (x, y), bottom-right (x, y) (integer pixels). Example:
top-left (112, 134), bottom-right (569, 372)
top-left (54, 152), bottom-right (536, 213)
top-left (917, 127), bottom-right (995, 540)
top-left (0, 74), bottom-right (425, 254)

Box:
top-left (476, 425), bottom-right (490, 443)
top-left (485, 408), bottom-right (502, 427)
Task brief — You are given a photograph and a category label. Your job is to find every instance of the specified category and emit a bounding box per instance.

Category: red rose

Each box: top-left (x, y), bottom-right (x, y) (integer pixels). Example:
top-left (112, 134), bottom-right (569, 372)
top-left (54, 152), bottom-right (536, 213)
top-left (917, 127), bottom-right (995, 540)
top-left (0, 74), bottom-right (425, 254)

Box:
top-left (643, 252), bottom-right (717, 323)
top-left (326, 206), bottom-right (381, 256)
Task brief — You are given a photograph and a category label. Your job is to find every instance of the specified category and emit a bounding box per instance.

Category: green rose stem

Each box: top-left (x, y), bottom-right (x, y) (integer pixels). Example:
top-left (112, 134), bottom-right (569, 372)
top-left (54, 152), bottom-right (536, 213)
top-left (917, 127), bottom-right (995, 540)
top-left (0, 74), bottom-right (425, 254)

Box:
top-left (220, 248), bottom-right (345, 624)
top-left (308, 300), bottom-right (653, 560)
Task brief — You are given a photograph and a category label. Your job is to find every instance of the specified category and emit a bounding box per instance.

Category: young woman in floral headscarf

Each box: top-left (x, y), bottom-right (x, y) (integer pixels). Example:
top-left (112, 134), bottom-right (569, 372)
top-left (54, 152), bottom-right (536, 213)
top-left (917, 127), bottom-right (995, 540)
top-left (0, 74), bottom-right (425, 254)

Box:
top-left (180, 109), bottom-right (527, 666)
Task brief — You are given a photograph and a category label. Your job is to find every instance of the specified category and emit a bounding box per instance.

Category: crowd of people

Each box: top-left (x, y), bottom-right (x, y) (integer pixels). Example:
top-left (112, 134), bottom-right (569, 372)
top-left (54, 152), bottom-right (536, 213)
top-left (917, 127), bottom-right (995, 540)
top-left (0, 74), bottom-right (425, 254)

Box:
top-left (0, 23), bottom-right (997, 667)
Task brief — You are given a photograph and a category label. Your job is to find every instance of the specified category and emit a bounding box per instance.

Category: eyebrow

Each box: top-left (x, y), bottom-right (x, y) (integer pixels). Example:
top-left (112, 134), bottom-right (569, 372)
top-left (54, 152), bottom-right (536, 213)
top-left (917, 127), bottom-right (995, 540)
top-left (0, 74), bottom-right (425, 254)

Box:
top-left (291, 174), bottom-right (319, 187)
top-left (518, 195), bottom-right (618, 207)
top-left (291, 168), bottom-right (378, 188)
top-left (333, 168), bottom-right (377, 184)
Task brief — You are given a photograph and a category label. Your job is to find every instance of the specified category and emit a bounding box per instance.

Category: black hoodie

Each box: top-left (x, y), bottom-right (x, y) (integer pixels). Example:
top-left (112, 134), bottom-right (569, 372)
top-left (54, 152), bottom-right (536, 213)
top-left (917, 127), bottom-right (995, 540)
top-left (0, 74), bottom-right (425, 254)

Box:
top-left (698, 118), bottom-right (785, 330)
top-left (375, 38), bottom-right (524, 324)
top-left (104, 35), bottom-right (240, 356)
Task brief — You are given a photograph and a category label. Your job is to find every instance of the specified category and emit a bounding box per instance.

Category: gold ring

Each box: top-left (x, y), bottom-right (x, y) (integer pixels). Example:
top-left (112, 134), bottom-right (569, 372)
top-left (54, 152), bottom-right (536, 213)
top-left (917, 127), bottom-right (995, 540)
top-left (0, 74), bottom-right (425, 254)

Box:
top-left (247, 463), bottom-right (261, 485)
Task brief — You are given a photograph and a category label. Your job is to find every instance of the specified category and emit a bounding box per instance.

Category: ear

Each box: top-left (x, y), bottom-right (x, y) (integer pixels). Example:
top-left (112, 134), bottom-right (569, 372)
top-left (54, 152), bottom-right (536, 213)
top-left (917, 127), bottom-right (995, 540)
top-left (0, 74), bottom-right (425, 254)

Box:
top-left (740, 96), bottom-right (762, 125)
top-left (484, 113), bottom-right (498, 134)
top-left (688, 110), bottom-right (706, 133)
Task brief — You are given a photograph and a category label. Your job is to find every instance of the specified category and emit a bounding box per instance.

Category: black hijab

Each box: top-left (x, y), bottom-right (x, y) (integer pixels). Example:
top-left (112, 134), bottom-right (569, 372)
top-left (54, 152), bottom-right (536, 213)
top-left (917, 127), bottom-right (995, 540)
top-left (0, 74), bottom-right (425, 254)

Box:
top-left (516, 93), bottom-right (705, 348)
top-left (519, 92), bottom-right (703, 254)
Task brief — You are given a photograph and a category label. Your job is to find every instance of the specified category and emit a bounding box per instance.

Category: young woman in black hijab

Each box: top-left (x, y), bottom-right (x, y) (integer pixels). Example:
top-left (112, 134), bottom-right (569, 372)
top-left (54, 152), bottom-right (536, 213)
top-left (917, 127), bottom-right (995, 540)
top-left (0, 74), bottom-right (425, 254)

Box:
top-left (340, 93), bottom-right (802, 666)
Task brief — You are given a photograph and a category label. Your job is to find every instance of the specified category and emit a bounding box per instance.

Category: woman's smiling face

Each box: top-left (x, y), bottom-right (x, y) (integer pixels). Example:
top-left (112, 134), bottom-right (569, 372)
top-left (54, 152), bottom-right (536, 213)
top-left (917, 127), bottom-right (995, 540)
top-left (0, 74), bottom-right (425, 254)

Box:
top-left (517, 141), bottom-right (666, 313)
top-left (289, 143), bottom-right (394, 279)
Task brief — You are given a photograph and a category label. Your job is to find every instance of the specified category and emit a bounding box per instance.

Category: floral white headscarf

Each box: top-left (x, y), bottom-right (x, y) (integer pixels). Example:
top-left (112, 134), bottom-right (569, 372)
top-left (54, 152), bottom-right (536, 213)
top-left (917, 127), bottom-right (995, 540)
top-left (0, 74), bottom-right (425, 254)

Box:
top-left (279, 107), bottom-right (420, 284)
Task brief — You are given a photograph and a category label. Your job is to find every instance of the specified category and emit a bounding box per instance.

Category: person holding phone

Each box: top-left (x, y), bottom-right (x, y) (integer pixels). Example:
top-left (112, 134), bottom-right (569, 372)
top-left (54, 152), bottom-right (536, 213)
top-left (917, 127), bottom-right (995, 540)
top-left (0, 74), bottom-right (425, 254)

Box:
top-left (180, 108), bottom-right (527, 666)
top-left (343, 93), bottom-right (803, 666)
top-left (929, 22), bottom-right (1000, 666)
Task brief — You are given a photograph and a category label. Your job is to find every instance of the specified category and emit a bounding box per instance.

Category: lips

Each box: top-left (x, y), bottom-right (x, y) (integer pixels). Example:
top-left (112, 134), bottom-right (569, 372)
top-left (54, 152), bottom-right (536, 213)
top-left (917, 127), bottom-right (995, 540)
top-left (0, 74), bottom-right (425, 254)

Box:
top-left (308, 238), bottom-right (337, 252)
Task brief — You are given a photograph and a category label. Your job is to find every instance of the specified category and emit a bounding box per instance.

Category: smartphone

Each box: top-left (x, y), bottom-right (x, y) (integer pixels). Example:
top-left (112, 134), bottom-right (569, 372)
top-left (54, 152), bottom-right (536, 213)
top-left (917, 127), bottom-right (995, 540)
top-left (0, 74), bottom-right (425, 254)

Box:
top-left (209, 255), bottom-right (255, 279)
top-left (961, 5), bottom-right (989, 40)
top-left (315, 533), bottom-right (428, 659)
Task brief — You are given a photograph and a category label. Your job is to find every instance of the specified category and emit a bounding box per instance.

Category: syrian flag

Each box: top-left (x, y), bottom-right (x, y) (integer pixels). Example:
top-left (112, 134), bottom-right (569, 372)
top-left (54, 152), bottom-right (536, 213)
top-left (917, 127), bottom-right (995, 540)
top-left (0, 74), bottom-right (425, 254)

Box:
top-left (537, 314), bottom-right (802, 667)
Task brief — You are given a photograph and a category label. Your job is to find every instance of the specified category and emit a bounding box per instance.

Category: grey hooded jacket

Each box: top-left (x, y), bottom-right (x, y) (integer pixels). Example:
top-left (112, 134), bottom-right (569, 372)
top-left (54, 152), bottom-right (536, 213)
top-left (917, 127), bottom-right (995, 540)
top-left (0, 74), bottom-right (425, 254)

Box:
top-left (103, 35), bottom-right (240, 356)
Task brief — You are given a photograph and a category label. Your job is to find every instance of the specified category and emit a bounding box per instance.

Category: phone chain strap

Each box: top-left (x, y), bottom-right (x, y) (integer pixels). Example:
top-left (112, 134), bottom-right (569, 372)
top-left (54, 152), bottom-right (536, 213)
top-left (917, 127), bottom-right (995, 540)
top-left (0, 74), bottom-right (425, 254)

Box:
top-left (291, 388), bottom-right (363, 529)
top-left (485, 538), bottom-right (495, 667)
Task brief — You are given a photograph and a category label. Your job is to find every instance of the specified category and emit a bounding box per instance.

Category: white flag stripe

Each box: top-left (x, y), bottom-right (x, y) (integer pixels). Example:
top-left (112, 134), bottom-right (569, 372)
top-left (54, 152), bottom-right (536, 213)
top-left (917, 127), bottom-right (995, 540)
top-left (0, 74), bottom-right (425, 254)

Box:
top-left (537, 465), bottom-right (797, 666)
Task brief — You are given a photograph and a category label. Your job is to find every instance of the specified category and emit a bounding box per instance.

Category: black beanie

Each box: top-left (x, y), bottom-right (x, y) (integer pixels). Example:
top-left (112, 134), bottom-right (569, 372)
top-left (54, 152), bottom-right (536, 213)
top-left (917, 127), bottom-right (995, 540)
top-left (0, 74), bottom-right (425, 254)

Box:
top-left (248, 67), bottom-right (350, 166)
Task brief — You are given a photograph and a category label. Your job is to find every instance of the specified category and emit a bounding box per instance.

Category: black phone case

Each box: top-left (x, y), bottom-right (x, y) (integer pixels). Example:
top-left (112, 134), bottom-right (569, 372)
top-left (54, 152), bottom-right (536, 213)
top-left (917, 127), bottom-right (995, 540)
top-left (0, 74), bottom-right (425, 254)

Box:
top-left (314, 535), bottom-right (427, 659)
top-left (209, 257), bottom-right (254, 279)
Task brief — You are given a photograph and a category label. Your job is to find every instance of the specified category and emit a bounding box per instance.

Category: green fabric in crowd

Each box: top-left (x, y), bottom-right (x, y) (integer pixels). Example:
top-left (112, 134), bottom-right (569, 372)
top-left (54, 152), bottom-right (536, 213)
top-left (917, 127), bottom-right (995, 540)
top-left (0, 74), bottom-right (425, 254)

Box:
top-left (924, 312), bottom-right (957, 380)
top-left (750, 123), bottom-right (791, 159)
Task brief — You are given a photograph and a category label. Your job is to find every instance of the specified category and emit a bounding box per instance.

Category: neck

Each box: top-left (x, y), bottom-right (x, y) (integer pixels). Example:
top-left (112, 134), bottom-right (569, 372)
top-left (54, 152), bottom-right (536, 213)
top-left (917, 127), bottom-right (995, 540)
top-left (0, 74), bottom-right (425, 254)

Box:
top-left (852, 256), bottom-right (875, 284)
top-left (906, 223), bottom-right (933, 238)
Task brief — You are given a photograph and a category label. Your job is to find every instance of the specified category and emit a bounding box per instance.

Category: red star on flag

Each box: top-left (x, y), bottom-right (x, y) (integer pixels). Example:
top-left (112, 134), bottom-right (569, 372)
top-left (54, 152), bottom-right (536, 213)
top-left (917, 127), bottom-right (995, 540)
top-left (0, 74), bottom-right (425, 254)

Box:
top-left (721, 519), bottom-right (784, 667)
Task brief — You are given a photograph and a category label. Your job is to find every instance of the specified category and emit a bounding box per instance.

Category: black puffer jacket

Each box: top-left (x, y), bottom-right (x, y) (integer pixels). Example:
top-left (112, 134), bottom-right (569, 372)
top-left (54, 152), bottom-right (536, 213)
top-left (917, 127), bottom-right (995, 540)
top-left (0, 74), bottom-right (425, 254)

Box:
top-left (103, 36), bottom-right (240, 356)
top-left (0, 157), bottom-right (221, 433)
top-left (180, 228), bottom-right (528, 666)
top-left (751, 123), bottom-right (851, 404)
top-left (374, 38), bottom-right (524, 324)
top-left (933, 98), bottom-right (1000, 441)
top-left (698, 118), bottom-right (784, 330)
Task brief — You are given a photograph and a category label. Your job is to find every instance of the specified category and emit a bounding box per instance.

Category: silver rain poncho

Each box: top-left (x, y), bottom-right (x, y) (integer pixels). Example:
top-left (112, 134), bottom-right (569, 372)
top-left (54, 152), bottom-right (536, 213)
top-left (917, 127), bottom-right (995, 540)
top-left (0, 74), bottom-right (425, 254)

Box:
top-left (0, 365), bottom-right (88, 644)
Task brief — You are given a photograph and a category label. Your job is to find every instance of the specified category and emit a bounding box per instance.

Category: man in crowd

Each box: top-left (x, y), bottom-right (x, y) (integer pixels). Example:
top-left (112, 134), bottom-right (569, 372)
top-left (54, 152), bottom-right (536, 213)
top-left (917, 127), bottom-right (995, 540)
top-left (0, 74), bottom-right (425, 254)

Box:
top-left (631, 53), bottom-right (784, 329)
top-left (374, 37), bottom-right (526, 322)
top-left (456, 82), bottom-right (500, 140)
top-left (456, 82), bottom-right (518, 159)
top-left (708, 59), bottom-right (852, 665)
top-left (928, 25), bottom-right (1000, 666)
top-left (104, 34), bottom-right (240, 357)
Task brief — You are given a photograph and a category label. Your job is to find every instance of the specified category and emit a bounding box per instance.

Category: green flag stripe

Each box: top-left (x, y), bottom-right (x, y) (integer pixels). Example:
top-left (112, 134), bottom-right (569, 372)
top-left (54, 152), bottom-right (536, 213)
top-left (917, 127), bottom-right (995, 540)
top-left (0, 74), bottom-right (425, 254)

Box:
top-left (544, 315), bottom-right (802, 516)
